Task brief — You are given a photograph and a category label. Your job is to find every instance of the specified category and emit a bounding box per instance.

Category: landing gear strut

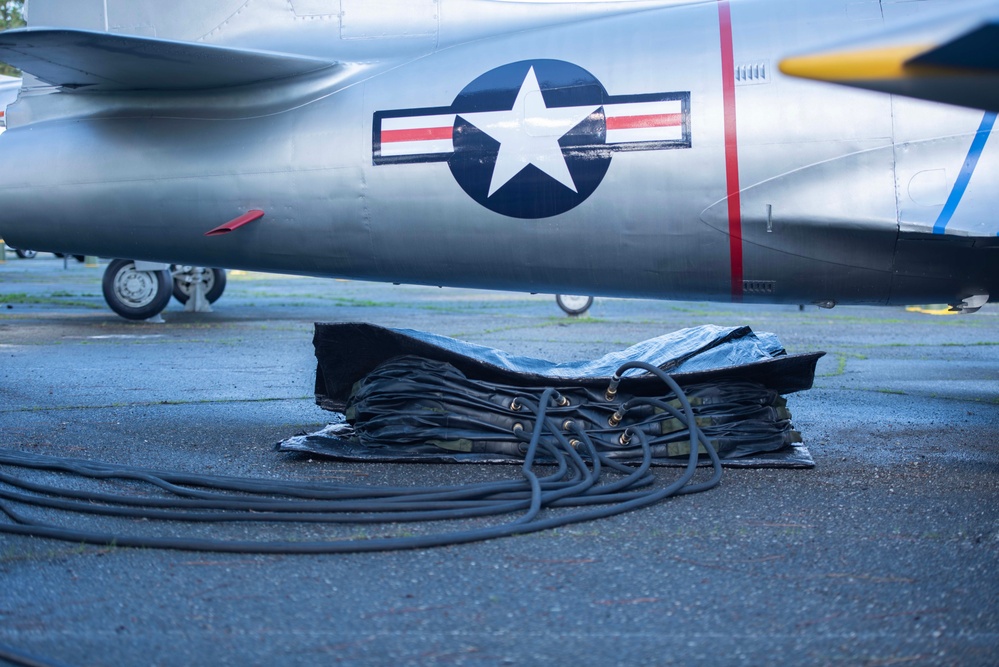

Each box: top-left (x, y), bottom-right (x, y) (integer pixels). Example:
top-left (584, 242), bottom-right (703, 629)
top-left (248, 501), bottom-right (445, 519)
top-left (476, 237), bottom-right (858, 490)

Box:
top-left (171, 266), bottom-right (227, 310)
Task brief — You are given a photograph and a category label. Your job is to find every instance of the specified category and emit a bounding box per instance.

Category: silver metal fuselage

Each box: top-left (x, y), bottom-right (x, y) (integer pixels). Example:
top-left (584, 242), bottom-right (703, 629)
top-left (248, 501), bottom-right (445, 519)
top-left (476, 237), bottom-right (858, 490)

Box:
top-left (0, 0), bottom-right (995, 306)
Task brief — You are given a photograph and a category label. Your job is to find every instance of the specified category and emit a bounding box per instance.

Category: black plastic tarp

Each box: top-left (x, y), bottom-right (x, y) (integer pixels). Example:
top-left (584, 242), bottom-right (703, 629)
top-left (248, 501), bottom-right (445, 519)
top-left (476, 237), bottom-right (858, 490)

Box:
top-left (312, 323), bottom-right (823, 412)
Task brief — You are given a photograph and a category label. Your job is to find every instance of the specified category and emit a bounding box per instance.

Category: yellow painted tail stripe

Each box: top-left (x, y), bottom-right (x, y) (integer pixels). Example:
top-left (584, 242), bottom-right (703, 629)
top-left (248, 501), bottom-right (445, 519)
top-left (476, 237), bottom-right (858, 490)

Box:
top-left (779, 45), bottom-right (934, 82)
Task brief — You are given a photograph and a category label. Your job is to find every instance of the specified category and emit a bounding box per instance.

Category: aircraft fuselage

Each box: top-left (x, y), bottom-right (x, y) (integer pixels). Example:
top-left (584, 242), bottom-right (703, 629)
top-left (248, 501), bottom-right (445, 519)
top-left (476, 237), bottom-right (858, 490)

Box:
top-left (0, 0), bottom-right (995, 307)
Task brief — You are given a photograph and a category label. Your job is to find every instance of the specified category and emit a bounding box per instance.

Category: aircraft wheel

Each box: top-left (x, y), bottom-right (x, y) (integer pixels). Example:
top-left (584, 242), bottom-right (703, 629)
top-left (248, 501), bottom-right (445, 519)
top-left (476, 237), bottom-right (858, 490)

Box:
top-left (555, 294), bottom-right (593, 316)
top-left (102, 259), bottom-right (172, 320)
top-left (170, 266), bottom-right (227, 304)
top-left (14, 249), bottom-right (37, 259)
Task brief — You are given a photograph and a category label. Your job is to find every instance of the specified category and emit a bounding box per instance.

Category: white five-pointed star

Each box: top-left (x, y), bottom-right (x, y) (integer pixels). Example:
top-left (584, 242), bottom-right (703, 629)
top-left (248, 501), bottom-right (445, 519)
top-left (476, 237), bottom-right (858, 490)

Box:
top-left (458, 67), bottom-right (600, 197)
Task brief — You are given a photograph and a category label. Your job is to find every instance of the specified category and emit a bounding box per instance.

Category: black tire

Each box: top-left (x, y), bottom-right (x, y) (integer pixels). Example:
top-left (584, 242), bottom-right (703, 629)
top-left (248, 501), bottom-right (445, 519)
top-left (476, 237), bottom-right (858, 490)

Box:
top-left (101, 259), bottom-right (172, 320)
top-left (555, 294), bottom-right (593, 316)
top-left (170, 267), bottom-right (227, 304)
top-left (14, 249), bottom-right (37, 259)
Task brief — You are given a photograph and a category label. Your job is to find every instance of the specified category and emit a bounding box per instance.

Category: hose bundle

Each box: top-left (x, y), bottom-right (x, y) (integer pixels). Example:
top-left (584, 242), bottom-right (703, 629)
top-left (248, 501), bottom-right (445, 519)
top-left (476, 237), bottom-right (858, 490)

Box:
top-left (344, 356), bottom-right (800, 462)
top-left (0, 361), bottom-right (730, 553)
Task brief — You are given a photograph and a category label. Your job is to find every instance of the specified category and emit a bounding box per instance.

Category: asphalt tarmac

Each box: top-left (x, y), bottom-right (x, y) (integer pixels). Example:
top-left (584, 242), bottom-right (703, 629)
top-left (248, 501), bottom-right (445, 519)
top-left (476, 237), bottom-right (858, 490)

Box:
top-left (1, 253), bottom-right (997, 666)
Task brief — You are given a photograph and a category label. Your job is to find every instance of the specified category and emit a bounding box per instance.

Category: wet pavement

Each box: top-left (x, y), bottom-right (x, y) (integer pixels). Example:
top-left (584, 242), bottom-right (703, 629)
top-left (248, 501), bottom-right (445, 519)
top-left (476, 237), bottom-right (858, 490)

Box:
top-left (1, 253), bottom-right (997, 666)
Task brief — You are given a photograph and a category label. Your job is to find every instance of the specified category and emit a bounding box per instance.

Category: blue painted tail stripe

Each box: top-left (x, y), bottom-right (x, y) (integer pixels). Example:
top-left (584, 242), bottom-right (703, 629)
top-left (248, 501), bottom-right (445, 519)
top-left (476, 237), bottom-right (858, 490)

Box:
top-left (933, 111), bottom-right (997, 235)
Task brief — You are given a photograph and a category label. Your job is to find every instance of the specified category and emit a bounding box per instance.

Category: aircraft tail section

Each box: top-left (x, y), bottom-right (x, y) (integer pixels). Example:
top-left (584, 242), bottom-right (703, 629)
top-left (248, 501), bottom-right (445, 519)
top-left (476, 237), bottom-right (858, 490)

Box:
top-left (779, 4), bottom-right (999, 112)
top-left (0, 28), bottom-right (336, 92)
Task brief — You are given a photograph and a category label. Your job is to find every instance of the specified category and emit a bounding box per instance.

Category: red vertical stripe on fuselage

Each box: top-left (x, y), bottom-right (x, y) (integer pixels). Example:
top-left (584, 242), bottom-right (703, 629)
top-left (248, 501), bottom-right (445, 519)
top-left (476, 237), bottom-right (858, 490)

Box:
top-left (718, 0), bottom-right (743, 301)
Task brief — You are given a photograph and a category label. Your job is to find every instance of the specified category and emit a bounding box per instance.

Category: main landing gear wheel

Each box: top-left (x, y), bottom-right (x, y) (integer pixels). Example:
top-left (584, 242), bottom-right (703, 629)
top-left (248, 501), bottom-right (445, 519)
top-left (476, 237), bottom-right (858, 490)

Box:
top-left (14, 249), bottom-right (37, 259)
top-left (555, 294), bottom-right (594, 317)
top-left (170, 266), bottom-right (227, 305)
top-left (102, 259), bottom-right (172, 320)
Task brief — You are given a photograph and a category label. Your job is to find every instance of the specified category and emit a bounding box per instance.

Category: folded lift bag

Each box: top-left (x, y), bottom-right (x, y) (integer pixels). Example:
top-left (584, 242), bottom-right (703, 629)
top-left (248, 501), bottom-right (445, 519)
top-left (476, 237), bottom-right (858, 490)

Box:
top-left (283, 323), bottom-right (824, 467)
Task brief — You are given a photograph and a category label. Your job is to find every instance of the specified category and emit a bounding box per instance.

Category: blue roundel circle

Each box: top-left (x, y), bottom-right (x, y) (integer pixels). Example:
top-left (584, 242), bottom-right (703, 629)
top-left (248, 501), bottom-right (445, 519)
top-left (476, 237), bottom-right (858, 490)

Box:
top-left (447, 60), bottom-right (612, 219)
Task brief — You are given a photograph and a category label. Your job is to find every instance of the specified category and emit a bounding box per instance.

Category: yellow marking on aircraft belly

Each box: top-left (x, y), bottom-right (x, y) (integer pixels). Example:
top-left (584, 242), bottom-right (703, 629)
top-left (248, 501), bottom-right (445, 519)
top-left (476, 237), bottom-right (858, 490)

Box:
top-left (905, 305), bottom-right (958, 316)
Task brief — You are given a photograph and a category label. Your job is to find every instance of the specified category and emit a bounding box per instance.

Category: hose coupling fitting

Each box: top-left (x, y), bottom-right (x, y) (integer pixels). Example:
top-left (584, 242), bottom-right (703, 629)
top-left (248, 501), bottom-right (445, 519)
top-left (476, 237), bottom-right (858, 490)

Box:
top-left (605, 373), bottom-right (622, 402)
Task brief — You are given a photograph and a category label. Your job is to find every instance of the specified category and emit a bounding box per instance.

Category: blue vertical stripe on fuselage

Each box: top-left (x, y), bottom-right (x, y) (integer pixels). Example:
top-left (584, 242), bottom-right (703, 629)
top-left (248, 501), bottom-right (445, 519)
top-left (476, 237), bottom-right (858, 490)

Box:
top-left (933, 111), bottom-right (997, 235)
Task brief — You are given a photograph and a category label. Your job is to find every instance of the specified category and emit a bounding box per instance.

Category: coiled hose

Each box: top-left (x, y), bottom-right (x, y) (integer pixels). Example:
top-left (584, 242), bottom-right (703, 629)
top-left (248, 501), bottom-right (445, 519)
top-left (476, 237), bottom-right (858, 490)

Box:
top-left (0, 361), bottom-right (724, 553)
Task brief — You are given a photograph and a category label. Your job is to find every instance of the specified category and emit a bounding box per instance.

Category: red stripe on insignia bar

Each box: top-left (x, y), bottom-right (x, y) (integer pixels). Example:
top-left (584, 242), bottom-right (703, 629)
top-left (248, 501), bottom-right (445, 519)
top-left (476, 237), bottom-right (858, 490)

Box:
top-left (718, 0), bottom-right (744, 302)
top-left (381, 126), bottom-right (454, 143)
top-left (605, 113), bottom-right (683, 131)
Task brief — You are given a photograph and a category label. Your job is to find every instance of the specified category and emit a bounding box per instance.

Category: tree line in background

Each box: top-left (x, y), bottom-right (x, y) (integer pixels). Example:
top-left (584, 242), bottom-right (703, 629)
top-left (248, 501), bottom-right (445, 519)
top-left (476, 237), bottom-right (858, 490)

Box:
top-left (0, 0), bottom-right (25, 77)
